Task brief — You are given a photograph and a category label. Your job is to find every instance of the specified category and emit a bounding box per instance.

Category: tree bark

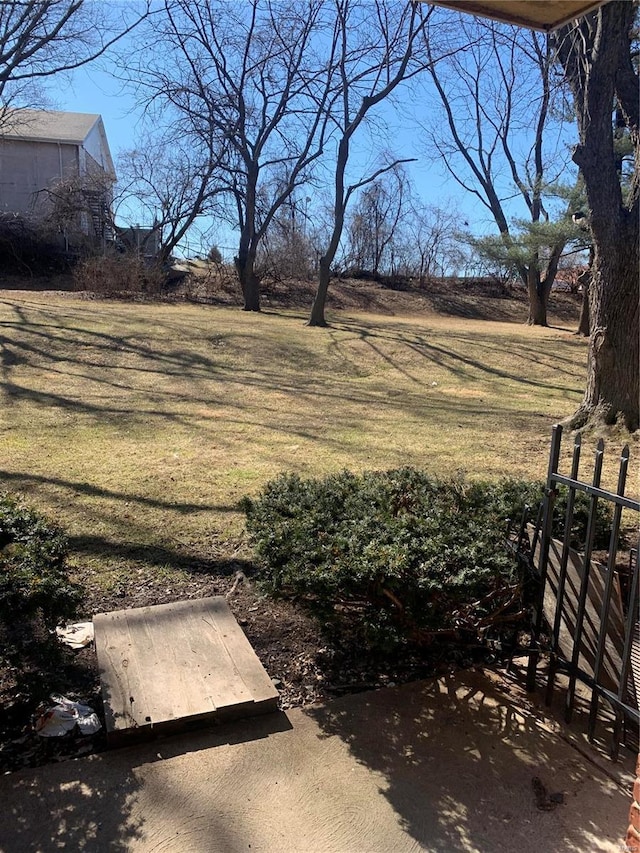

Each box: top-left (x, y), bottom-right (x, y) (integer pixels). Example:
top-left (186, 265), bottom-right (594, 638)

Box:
top-left (527, 291), bottom-right (547, 326)
top-left (526, 268), bottom-right (548, 326)
top-left (576, 271), bottom-right (590, 337)
top-left (568, 217), bottom-right (639, 430)
top-left (235, 164), bottom-right (261, 312)
top-left (555, 1), bottom-right (639, 432)
top-left (309, 133), bottom-right (349, 327)
top-left (236, 267), bottom-right (261, 312)
top-left (235, 228), bottom-right (260, 312)
top-left (308, 257), bottom-right (331, 326)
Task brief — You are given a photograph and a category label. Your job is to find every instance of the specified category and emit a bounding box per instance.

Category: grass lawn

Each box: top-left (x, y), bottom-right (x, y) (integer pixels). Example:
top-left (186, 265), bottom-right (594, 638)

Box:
top-left (0, 291), bottom-right (636, 606)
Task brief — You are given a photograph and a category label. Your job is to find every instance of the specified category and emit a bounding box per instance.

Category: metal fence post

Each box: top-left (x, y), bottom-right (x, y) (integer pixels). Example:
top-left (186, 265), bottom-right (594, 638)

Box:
top-left (526, 424), bottom-right (562, 692)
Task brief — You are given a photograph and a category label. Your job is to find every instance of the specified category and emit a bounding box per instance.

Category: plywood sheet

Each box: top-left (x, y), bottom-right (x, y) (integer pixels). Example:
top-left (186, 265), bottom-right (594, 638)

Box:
top-left (94, 597), bottom-right (279, 745)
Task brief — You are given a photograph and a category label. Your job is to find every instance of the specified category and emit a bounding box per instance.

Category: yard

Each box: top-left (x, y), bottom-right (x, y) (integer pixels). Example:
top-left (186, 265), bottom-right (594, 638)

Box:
top-left (0, 287), bottom-right (637, 767)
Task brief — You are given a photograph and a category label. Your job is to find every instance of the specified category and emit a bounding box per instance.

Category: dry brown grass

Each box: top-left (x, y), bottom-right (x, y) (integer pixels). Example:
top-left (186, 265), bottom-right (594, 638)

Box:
top-left (0, 290), bottom-right (636, 602)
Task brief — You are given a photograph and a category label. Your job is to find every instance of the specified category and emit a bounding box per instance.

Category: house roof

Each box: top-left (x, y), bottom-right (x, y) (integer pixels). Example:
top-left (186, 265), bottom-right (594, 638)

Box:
top-left (1, 109), bottom-right (101, 144)
top-left (0, 108), bottom-right (115, 177)
top-left (427, 1), bottom-right (609, 31)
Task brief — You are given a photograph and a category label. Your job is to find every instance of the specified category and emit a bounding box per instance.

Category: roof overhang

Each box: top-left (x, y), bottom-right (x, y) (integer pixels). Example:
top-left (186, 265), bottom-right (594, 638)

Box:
top-left (425, 1), bottom-right (609, 32)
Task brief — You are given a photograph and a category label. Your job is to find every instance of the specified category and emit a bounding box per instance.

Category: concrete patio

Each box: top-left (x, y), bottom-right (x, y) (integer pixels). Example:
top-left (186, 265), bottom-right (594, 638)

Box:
top-left (0, 668), bottom-right (632, 852)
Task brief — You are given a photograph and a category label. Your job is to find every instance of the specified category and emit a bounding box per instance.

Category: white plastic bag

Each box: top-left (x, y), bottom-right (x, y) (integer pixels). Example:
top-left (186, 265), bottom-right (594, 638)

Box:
top-left (34, 706), bottom-right (77, 737)
top-left (35, 694), bottom-right (101, 737)
top-left (55, 622), bottom-right (95, 649)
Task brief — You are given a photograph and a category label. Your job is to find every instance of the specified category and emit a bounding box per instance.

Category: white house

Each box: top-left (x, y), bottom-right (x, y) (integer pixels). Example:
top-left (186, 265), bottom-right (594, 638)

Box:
top-left (0, 109), bottom-right (116, 237)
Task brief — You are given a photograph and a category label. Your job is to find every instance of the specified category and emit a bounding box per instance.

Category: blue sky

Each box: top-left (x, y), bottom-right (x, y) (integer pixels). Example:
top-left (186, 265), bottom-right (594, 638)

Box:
top-left (45, 8), bottom-right (576, 261)
top-left (56, 62), bottom-right (487, 258)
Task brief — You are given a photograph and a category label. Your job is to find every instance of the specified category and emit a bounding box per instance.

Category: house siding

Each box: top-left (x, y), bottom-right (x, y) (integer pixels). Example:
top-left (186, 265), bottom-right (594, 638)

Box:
top-left (83, 124), bottom-right (110, 172)
top-left (0, 139), bottom-right (79, 218)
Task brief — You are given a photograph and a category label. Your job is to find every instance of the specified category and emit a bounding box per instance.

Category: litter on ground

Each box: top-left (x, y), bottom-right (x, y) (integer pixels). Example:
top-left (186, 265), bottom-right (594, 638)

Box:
top-left (55, 622), bottom-right (95, 649)
top-left (34, 694), bottom-right (101, 738)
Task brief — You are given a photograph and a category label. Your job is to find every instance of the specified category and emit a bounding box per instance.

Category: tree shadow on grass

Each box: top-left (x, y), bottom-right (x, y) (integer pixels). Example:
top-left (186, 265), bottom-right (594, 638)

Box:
top-left (0, 468), bottom-right (254, 576)
top-left (305, 670), bottom-right (626, 853)
top-left (0, 298), bottom-right (583, 437)
top-left (0, 469), bottom-right (236, 515)
top-left (69, 532), bottom-right (253, 578)
top-left (427, 291), bottom-right (523, 321)
top-left (328, 319), bottom-right (583, 394)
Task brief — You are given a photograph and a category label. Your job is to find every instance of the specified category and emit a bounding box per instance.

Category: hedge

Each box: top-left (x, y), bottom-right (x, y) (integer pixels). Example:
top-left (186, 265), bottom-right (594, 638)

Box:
top-left (241, 468), bottom-right (611, 649)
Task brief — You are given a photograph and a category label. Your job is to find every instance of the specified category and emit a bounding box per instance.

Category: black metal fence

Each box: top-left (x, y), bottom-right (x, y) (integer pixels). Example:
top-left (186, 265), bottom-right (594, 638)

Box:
top-left (512, 424), bottom-right (639, 759)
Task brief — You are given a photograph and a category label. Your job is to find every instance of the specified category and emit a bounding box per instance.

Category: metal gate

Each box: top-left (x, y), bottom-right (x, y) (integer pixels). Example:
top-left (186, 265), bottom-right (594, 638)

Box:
top-left (512, 424), bottom-right (640, 759)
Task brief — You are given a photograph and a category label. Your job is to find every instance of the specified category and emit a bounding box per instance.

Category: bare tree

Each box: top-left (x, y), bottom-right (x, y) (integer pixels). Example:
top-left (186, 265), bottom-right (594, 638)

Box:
top-left (346, 165), bottom-right (409, 276)
top-left (257, 193), bottom-right (316, 280)
top-left (404, 202), bottom-right (460, 284)
top-left (0, 1), bottom-right (147, 128)
top-left (128, 0), bottom-right (336, 311)
top-left (554, 1), bottom-right (639, 431)
top-left (116, 135), bottom-right (225, 264)
top-left (36, 169), bottom-right (113, 246)
top-left (423, 15), bottom-right (576, 326)
top-left (308, 0), bottom-right (433, 326)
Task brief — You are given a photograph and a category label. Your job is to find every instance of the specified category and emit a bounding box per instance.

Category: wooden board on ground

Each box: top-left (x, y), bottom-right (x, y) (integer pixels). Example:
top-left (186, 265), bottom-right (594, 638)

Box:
top-left (94, 597), bottom-right (279, 745)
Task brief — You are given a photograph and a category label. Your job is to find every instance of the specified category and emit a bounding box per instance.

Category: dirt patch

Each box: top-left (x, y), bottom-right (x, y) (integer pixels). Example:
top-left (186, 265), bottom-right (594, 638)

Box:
top-left (0, 266), bottom-right (582, 325)
top-left (0, 567), bottom-right (491, 772)
top-left (175, 268), bottom-right (581, 325)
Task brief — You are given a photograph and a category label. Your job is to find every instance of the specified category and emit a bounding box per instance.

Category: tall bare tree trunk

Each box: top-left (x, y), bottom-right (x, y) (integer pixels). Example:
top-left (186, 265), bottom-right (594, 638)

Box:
top-left (307, 1), bottom-right (430, 327)
top-left (235, 251), bottom-right (261, 312)
top-left (427, 24), bottom-right (567, 328)
top-left (235, 168), bottom-right (261, 312)
top-left (309, 257), bottom-right (331, 326)
top-left (309, 134), bottom-right (348, 328)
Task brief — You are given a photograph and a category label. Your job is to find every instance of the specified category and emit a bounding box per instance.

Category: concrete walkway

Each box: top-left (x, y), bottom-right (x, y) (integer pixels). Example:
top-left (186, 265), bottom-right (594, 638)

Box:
top-left (0, 669), bottom-right (632, 852)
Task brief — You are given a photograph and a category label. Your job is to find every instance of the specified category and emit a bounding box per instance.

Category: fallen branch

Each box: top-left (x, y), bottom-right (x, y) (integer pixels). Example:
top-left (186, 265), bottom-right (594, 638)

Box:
top-left (226, 570), bottom-right (247, 599)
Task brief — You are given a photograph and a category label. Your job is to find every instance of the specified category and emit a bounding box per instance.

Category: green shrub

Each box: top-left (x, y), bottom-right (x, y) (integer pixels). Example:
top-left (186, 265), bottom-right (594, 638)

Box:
top-left (241, 468), bottom-right (611, 649)
top-left (0, 494), bottom-right (80, 632)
